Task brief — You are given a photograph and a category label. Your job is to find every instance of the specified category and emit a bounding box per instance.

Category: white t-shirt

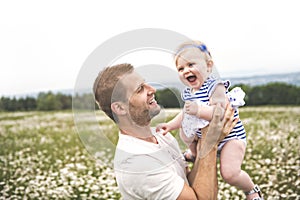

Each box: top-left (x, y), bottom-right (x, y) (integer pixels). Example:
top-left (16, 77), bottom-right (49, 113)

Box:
top-left (114, 128), bottom-right (188, 200)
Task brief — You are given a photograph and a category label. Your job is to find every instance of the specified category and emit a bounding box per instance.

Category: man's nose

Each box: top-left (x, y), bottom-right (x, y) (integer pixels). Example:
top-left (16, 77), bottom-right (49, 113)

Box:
top-left (145, 83), bottom-right (156, 94)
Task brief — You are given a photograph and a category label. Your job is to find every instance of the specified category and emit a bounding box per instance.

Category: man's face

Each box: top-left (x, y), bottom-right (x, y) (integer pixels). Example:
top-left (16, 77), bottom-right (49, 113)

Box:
top-left (121, 71), bottom-right (161, 126)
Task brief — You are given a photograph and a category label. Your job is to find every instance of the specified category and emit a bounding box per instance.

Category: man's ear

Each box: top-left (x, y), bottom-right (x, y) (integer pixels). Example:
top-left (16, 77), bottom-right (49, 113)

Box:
top-left (111, 102), bottom-right (127, 116)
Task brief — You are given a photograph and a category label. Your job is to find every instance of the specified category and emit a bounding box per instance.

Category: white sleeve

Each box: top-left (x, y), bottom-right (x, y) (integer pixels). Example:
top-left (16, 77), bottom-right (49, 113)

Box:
top-left (118, 166), bottom-right (185, 200)
top-left (143, 166), bottom-right (185, 200)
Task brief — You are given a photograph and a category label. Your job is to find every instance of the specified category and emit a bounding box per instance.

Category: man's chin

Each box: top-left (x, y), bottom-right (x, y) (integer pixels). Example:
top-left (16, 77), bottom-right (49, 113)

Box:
top-left (129, 106), bottom-right (161, 126)
top-left (149, 106), bottom-right (161, 119)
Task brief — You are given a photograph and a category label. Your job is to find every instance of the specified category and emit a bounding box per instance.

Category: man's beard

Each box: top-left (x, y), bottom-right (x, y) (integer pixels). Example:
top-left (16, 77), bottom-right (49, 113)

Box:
top-left (129, 103), bottom-right (161, 127)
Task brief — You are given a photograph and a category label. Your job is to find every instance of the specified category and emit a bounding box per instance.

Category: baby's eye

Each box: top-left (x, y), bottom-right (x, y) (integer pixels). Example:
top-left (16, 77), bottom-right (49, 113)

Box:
top-left (177, 67), bottom-right (184, 72)
top-left (188, 63), bottom-right (195, 67)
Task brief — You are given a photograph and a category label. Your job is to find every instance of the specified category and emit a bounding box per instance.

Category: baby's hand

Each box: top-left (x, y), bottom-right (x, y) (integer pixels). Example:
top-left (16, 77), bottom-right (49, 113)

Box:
top-left (156, 123), bottom-right (170, 135)
top-left (184, 101), bottom-right (199, 116)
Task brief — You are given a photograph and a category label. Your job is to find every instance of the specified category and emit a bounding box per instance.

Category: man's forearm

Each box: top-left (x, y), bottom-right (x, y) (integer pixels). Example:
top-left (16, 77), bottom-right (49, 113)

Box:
top-left (187, 126), bottom-right (218, 200)
top-left (186, 103), bottom-right (236, 200)
top-left (188, 149), bottom-right (218, 199)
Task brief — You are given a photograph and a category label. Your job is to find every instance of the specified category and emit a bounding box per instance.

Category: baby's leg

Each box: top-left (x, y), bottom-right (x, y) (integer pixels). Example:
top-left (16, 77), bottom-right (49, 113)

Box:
top-left (179, 128), bottom-right (194, 146)
top-left (182, 141), bottom-right (197, 162)
top-left (180, 129), bottom-right (197, 161)
top-left (188, 140), bottom-right (197, 157)
top-left (220, 139), bottom-right (260, 199)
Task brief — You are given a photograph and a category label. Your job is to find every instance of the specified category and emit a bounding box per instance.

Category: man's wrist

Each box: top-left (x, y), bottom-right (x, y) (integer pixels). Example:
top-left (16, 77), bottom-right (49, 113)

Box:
top-left (198, 144), bottom-right (218, 158)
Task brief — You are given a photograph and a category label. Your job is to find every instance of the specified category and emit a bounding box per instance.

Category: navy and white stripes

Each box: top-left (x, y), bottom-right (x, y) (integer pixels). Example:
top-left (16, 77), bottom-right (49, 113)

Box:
top-left (181, 78), bottom-right (247, 147)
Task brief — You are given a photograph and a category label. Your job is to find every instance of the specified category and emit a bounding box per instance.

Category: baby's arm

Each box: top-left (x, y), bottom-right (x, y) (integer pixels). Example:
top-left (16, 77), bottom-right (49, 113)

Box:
top-left (185, 84), bottom-right (228, 121)
top-left (185, 101), bottom-right (214, 121)
top-left (156, 111), bottom-right (183, 135)
top-left (209, 84), bottom-right (228, 118)
top-left (210, 84), bottom-right (227, 108)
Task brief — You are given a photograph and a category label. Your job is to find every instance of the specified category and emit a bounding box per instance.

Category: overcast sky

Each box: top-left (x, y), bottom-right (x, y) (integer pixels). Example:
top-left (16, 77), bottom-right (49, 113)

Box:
top-left (0, 0), bottom-right (299, 96)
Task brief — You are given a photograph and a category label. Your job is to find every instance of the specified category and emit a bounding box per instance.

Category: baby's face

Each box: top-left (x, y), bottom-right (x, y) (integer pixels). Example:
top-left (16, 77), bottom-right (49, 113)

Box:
top-left (176, 48), bottom-right (211, 90)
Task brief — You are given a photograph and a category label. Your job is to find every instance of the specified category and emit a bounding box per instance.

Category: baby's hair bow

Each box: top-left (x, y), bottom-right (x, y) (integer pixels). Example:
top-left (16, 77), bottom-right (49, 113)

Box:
top-left (176, 44), bottom-right (211, 57)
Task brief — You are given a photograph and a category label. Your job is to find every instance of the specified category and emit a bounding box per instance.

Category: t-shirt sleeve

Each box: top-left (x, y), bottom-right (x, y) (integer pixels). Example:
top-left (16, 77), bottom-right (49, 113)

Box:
top-left (143, 167), bottom-right (185, 200)
top-left (116, 157), bottom-right (185, 200)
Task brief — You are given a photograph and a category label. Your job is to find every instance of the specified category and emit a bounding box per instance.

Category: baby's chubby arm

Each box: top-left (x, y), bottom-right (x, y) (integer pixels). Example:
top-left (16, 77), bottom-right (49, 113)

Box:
top-left (209, 84), bottom-right (228, 118)
top-left (185, 84), bottom-right (228, 121)
top-left (156, 111), bottom-right (183, 135)
top-left (185, 101), bottom-right (214, 121)
top-left (210, 84), bottom-right (227, 108)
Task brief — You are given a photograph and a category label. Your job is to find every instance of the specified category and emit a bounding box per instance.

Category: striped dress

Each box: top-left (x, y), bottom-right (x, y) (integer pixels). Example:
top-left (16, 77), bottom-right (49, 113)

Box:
top-left (181, 78), bottom-right (247, 149)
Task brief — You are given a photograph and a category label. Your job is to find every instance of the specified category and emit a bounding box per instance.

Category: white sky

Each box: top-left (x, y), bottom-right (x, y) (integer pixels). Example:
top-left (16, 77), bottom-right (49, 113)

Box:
top-left (0, 0), bottom-right (299, 96)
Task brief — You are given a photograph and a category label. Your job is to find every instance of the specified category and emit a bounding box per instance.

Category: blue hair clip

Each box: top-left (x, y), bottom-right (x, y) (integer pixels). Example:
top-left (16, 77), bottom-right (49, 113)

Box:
top-left (175, 44), bottom-right (211, 57)
top-left (197, 44), bottom-right (211, 57)
top-left (197, 44), bottom-right (207, 52)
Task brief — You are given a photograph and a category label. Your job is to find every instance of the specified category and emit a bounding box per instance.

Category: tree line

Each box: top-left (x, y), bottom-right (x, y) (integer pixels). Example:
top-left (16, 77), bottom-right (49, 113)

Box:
top-left (0, 82), bottom-right (299, 112)
top-left (0, 92), bottom-right (72, 112)
top-left (156, 82), bottom-right (300, 108)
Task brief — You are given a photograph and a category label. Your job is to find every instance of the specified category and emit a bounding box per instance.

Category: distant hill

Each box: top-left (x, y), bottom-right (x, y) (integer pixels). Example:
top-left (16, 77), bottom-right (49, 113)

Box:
top-left (225, 71), bottom-right (300, 86)
top-left (159, 71), bottom-right (300, 90)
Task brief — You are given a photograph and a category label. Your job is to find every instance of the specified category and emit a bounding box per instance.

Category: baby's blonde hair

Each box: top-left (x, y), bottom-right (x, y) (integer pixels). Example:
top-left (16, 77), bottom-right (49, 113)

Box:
top-left (174, 40), bottom-right (212, 66)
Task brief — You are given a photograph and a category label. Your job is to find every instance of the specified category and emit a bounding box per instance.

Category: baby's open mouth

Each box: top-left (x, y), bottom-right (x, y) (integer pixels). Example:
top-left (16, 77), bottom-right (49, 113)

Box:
top-left (187, 75), bottom-right (197, 83)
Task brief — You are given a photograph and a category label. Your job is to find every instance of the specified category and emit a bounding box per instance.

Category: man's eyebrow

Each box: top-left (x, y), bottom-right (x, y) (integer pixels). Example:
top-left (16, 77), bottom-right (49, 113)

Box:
top-left (135, 80), bottom-right (146, 92)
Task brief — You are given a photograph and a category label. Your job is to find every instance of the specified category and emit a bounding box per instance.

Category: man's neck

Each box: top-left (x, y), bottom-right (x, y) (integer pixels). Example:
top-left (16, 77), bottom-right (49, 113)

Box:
top-left (119, 124), bottom-right (158, 144)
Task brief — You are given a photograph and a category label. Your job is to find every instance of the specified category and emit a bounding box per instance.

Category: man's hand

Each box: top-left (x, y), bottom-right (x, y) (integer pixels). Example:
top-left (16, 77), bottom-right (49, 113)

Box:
top-left (211, 102), bottom-right (237, 142)
top-left (198, 103), bottom-right (238, 158)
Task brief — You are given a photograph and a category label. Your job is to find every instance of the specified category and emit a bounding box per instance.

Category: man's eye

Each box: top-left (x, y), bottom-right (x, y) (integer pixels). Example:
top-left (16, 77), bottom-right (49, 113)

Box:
top-left (137, 85), bottom-right (144, 92)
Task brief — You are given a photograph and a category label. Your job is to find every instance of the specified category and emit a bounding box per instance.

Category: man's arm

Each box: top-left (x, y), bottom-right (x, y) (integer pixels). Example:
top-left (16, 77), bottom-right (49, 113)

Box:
top-left (186, 126), bottom-right (219, 200)
top-left (177, 103), bottom-right (238, 200)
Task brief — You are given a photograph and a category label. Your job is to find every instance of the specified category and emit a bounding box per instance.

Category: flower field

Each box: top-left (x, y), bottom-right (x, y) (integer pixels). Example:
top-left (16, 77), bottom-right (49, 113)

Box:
top-left (0, 107), bottom-right (299, 199)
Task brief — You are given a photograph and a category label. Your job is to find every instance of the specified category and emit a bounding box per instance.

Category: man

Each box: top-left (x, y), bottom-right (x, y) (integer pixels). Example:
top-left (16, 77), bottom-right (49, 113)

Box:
top-left (93, 63), bottom-right (237, 200)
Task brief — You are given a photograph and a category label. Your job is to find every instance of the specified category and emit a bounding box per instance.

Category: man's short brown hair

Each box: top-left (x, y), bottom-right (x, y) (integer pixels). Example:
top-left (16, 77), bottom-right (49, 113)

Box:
top-left (93, 63), bottom-right (134, 122)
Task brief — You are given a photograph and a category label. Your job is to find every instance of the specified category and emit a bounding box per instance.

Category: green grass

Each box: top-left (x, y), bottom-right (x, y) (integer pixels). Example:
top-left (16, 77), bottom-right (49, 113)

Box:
top-left (0, 111), bottom-right (119, 199)
top-left (0, 107), bottom-right (299, 199)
